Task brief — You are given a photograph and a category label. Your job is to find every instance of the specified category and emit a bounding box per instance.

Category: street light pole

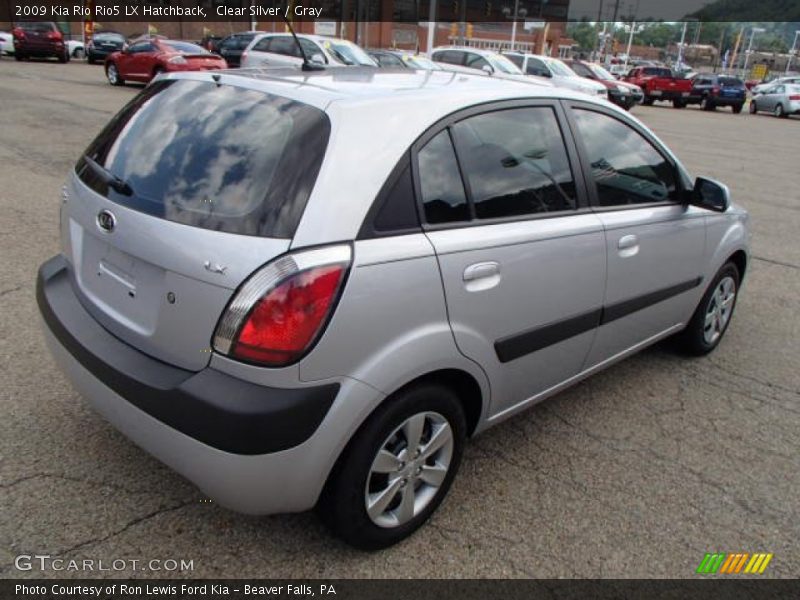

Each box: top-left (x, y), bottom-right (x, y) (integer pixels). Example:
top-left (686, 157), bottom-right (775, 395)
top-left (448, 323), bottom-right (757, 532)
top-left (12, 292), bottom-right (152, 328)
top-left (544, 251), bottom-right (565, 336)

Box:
top-left (786, 30), bottom-right (800, 75)
top-left (510, 0), bottom-right (519, 51)
top-left (426, 0), bottom-right (436, 55)
top-left (741, 27), bottom-right (765, 78)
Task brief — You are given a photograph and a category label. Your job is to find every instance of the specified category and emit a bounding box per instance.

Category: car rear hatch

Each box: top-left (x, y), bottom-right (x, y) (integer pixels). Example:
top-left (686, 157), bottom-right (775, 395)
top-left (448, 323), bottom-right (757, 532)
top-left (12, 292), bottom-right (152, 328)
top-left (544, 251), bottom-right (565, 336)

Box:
top-left (63, 78), bottom-right (330, 371)
top-left (719, 77), bottom-right (745, 99)
top-left (181, 54), bottom-right (224, 69)
top-left (18, 24), bottom-right (57, 51)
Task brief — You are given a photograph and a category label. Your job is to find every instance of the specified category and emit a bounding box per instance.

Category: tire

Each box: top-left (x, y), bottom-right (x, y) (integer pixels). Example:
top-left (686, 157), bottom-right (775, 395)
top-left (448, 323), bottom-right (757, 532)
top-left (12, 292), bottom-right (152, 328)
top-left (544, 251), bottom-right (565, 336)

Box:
top-left (676, 262), bottom-right (740, 356)
top-left (318, 382), bottom-right (467, 550)
top-left (701, 96), bottom-right (715, 111)
top-left (73, 48), bottom-right (84, 59)
top-left (673, 99), bottom-right (686, 108)
top-left (106, 63), bottom-right (124, 86)
top-left (642, 97), bottom-right (654, 106)
top-left (775, 104), bottom-right (787, 118)
top-left (14, 53), bottom-right (24, 61)
top-left (749, 100), bottom-right (757, 114)
top-left (732, 103), bottom-right (743, 114)
top-left (87, 56), bottom-right (95, 65)
top-left (153, 66), bottom-right (165, 78)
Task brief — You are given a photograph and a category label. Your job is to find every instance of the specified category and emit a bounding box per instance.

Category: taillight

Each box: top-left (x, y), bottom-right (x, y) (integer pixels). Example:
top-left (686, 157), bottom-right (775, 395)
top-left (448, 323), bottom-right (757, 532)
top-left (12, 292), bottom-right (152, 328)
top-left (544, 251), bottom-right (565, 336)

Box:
top-left (789, 94), bottom-right (800, 101)
top-left (712, 86), bottom-right (720, 95)
top-left (213, 245), bottom-right (351, 367)
top-left (47, 31), bottom-right (63, 40)
top-left (12, 27), bottom-right (25, 40)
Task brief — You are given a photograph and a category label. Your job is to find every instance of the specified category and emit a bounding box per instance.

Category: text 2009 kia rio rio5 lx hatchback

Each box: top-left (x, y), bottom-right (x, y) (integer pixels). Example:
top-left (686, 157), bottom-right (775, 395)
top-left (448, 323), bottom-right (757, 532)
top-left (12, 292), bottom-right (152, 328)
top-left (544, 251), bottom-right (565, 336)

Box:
top-left (38, 67), bottom-right (750, 549)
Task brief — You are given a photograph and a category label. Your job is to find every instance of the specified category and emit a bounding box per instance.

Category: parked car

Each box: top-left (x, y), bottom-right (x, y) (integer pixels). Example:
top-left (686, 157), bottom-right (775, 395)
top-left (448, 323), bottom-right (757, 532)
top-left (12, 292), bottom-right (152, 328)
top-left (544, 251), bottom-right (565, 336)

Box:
top-left (369, 49), bottom-right (441, 70)
top-left (565, 59), bottom-right (643, 109)
top-left (622, 66), bottom-right (697, 108)
top-left (66, 39), bottom-right (84, 59)
top-left (431, 46), bottom-right (524, 75)
top-left (216, 31), bottom-right (263, 68)
top-left (0, 31), bottom-right (14, 56)
top-left (86, 32), bottom-right (126, 64)
top-left (199, 34), bottom-right (223, 54)
top-left (503, 52), bottom-right (608, 98)
top-left (12, 22), bottom-right (69, 62)
top-left (608, 63), bottom-right (629, 79)
top-left (241, 33), bottom-right (377, 69)
top-left (752, 75), bottom-right (800, 95)
top-left (105, 39), bottom-right (227, 86)
top-left (687, 73), bottom-right (746, 113)
top-left (39, 66), bottom-right (749, 550)
top-left (750, 83), bottom-right (800, 118)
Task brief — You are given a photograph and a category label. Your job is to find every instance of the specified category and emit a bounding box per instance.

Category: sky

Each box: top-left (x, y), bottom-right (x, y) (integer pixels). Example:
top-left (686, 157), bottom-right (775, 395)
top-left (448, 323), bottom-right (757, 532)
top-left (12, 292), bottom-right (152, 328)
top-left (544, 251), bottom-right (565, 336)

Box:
top-left (568, 0), bottom-right (717, 21)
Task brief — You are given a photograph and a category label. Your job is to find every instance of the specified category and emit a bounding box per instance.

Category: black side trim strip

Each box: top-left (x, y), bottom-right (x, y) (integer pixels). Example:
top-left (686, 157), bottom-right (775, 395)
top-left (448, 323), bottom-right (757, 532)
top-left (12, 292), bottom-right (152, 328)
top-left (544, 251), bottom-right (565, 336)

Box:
top-left (37, 256), bottom-right (339, 455)
top-left (600, 277), bottom-right (703, 325)
top-left (495, 308), bottom-right (602, 364)
top-left (493, 276), bottom-right (703, 363)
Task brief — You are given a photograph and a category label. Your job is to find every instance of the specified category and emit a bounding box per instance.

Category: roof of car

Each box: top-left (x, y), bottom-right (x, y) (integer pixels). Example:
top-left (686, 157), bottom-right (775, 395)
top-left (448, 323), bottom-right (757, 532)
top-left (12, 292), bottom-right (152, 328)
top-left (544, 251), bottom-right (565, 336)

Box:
top-left (432, 46), bottom-right (503, 57)
top-left (174, 66), bottom-right (585, 110)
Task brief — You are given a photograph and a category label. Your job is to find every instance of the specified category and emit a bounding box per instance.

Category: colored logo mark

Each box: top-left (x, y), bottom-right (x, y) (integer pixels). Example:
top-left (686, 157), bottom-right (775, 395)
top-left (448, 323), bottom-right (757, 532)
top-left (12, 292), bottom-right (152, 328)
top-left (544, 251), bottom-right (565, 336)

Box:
top-left (696, 552), bottom-right (773, 575)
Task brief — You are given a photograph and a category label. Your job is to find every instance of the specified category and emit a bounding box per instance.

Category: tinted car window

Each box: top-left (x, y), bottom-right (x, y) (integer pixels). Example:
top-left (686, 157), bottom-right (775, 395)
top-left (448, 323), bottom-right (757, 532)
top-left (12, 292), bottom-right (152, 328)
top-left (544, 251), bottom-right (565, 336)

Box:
top-left (163, 41), bottom-right (208, 54)
top-left (299, 38), bottom-right (323, 62)
top-left (505, 54), bottom-right (523, 68)
top-left (451, 107), bottom-right (577, 219)
top-left (93, 33), bottom-right (125, 42)
top-left (128, 42), bottom-right (154, 53)
top-left (643, 67), bottom-right (673, 77)
top-left (374, 52), bottom-right (404, 68)
top-left (572, 109), bottom-right (678, 207)
top-left (434, 51), bottom-right (464, 65)
top-left (19, 22), bottom-right (56, 33)
top-left (569, 62), bottom-right (593, 77)
top-left (525, 57), bottom-right (548, 76)
top-left (465, 54), bottom-right (489, 69)
top-left (719, 76), bottom-right (743, 87)
top-left (418, 131), bottom-right (469, 224)
top-left (265, 36), bottom-right (299, 57)
top-left (373, 165), bottom-right (419, 232)
top-left (252, 36), bottom-right (271, 52)
top-left (76, 80), bottom-right (330, 238)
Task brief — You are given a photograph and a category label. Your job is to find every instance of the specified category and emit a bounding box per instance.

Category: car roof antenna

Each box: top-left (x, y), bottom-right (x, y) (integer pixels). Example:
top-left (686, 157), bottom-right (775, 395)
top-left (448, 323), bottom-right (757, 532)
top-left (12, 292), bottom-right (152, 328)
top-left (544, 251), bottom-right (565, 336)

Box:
top-left (282, 16), bottom-right (325, 72)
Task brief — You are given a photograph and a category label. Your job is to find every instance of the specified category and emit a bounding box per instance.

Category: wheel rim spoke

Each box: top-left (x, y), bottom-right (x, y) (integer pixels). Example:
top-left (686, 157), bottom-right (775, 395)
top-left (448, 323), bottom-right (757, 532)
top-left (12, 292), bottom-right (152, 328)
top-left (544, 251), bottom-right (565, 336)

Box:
top-left (419, 464), bottom-right (447, 487)
top-left (395, 485), bottom-right (416, 523)
top-left (420, 423), bottom-right (453, 461)
top-left (367, 477), bottom-right (403, 520)
top-left (371, 449), bottom-right (402, 473)
top-left (403, 413), bottom-right (426, 455)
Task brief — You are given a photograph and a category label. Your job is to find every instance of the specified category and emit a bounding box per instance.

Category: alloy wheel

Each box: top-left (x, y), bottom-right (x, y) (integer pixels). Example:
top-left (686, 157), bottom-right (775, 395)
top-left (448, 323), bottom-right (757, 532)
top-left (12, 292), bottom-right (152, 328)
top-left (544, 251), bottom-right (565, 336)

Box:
top-left (107, 64), bottom-right (118, 84)
top-left (703, 276), bottom-right (736, 345)
top-left (364, 411), bottom-right (454, 528)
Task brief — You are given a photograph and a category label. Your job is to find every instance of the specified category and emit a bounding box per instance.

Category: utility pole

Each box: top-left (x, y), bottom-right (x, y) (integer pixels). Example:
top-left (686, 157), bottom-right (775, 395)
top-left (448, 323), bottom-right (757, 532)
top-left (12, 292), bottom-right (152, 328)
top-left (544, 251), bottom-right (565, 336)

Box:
top-left (787, 30), bottom-right (800, 74)
top-left (426, 0), bottom-right (436, 55)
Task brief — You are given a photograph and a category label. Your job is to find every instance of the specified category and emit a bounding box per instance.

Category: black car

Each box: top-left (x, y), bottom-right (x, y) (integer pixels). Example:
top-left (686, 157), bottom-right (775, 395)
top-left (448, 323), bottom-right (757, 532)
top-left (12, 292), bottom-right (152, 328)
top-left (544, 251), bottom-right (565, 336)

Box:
top-left (86, 32), bottom-right (126, 64)
top-left (688, 73), bottom-right (747, 113)
top-left (217, 31), bottom-right (262, 68)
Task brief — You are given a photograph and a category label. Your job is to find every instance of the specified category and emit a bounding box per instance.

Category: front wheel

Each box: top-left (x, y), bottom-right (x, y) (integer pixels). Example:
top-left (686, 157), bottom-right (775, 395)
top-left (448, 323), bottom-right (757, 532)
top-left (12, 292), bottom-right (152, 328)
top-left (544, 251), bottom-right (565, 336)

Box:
top-left (749, 100), bottom-right (758, 114)
top-left (73, 48), bottom-right (84, 59)
top-left (775, 104), bottom-right (787, 118)
top-left (676, 263), bottom-right (740, 356)
top-left (106, 63), bottom-right (124, 86)
top-left (318, 383), bottom-right (467, 550)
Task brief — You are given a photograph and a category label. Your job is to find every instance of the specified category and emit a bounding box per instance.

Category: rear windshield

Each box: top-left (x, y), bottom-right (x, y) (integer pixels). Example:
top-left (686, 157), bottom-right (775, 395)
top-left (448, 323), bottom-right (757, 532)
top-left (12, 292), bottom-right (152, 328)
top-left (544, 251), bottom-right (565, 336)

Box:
top-left (76, 80), bottom-right (330, 238)
top-left (719, 76), bottom-right (744, 87)
top-left (643, 67), bottom-right (673, 77)
top-left (93, 33), bottom-right (125, 42)
top-left (18, 22), bottom-right (56, 33)
top-left (162, 41), bottom-right (208, 54)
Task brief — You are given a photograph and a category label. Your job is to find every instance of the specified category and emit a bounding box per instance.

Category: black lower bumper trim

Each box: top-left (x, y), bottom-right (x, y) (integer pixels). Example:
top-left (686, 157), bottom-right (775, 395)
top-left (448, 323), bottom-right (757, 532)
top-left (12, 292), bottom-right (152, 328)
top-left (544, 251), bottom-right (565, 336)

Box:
top-left (37, 255), bottom-right (339, 455)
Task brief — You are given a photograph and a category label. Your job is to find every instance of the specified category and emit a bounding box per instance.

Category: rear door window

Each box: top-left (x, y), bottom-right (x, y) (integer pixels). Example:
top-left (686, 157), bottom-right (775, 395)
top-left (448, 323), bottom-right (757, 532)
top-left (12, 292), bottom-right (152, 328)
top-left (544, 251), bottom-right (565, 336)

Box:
top-left (451, 107), bottom-right (578, 219)
top-left (76, 80), bottom-right (330, 238)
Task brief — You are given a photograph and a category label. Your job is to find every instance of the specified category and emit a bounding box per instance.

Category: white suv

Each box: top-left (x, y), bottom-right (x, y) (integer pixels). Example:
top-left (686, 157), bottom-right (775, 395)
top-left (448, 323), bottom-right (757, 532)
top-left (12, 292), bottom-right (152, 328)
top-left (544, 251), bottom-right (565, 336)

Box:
top-left (505, 52), bottom-right (609, 98)
top-left (240, 33), bottom-right (377, 69)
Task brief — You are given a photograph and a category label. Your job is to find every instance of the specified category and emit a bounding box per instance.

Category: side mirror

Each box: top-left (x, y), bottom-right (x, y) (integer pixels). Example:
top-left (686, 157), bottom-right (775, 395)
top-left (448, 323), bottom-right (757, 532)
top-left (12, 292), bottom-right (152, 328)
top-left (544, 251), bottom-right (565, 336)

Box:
top-left (481, 64), bottom-right (494, 75)
top-left (310, 52), bottom-right (325, 65)
top-left (691, 177), bottom-right (730, 212)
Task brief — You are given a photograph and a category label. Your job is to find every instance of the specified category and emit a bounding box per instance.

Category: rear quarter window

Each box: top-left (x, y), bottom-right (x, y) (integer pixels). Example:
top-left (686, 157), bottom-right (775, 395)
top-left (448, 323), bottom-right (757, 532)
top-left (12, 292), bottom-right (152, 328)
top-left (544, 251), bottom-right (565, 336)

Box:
top-left (76, 80), bottom-right (330, 238)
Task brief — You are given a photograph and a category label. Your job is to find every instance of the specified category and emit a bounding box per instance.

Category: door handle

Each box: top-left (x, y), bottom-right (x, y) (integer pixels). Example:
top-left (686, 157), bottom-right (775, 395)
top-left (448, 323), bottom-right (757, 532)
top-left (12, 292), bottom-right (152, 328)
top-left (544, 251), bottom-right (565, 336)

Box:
top-left (618, 234), bottom-right (639, 249)
top-left (463, 261), bottom-right (500, 282)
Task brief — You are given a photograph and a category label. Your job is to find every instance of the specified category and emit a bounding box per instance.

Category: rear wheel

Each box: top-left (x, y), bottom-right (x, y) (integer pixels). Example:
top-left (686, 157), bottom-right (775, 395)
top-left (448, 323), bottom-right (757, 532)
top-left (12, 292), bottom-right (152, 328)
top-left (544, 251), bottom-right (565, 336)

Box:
top-left (318, 382), bottom-right (467, 550)
top-left (14, 53), bottom-right (25, 61)
top-left (87, 56), bottom-right (95, 65)
top-left (673, 99), bottom-right (686, 108)
top-left (73, 47), bottom-right (84, 59)
top-left (106, 63), bottom-right (124, 86)
top-left (701, 96), bottom-right (715, 111)
top-left (775, 104), bottom-right (787, 118)
top-left (676, 263), bottom-right (740, 356)
top-left (749, 100), bottom-right (757, 114)
top-left (642, 96), bottom-right (654, 106)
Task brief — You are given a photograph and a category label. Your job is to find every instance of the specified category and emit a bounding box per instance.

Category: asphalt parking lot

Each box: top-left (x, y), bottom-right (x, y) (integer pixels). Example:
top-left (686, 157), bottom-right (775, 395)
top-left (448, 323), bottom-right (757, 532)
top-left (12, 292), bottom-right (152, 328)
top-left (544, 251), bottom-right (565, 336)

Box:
top-left (1, 59), bottom-right (798, 579)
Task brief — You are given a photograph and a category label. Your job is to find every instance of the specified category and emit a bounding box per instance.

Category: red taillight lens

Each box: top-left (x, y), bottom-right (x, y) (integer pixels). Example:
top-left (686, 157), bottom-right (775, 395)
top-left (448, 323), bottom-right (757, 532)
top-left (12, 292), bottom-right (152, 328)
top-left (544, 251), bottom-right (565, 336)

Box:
top-left (789, 94), bottom-right (800, 101)
top-left (47, 31), bottom-right (62, 40)
top-left (213, 245), bottom-right (351, 367)
top-left (13, 28), bottom-right (25, 40)
top-left (712, 86), bottom-right (720, 95)
top-left (233, 265), bottom-right (345, 365)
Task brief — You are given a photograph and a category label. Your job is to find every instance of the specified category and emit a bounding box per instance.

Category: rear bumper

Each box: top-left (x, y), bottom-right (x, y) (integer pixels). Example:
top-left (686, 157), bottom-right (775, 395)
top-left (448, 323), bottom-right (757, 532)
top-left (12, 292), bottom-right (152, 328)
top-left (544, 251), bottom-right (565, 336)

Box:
top-left (37, 255), bottom-right (369, 514)
top-left (647, 90), bottom-right (697, 101)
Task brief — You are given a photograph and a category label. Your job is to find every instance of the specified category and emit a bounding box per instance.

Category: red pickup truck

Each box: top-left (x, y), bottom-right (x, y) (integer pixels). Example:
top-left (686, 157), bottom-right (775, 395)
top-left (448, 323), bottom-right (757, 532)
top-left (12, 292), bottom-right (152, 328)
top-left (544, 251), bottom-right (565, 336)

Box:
top-left (622, 66), bottom-right (698, 108)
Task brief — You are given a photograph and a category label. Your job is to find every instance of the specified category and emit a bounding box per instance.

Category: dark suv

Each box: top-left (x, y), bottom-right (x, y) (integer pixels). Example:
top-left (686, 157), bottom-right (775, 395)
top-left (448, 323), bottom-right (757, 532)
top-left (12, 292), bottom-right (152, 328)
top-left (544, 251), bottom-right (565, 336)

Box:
top-left (13, 21), bottom-right (69, 62)
top-left (689, 74), bottom-right (746, 113)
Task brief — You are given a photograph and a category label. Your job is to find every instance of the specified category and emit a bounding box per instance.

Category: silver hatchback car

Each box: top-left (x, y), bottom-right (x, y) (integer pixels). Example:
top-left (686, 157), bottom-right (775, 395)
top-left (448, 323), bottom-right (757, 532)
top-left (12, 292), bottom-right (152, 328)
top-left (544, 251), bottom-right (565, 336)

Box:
top-left (38, 67), bottom-right (750, 549)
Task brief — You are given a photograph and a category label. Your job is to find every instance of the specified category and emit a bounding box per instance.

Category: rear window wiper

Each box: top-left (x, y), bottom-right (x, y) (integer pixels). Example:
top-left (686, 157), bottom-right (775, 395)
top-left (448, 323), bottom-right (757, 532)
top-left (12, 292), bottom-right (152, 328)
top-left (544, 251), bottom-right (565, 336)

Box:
top-left (83, 155), bottom-right (133, 196)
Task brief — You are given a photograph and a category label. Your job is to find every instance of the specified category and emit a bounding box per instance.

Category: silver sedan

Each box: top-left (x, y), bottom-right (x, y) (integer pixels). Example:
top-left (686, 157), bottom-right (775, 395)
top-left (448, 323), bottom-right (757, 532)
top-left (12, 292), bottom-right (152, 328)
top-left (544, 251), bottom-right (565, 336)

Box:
top-left (750, 83), bottom-right (800, 118)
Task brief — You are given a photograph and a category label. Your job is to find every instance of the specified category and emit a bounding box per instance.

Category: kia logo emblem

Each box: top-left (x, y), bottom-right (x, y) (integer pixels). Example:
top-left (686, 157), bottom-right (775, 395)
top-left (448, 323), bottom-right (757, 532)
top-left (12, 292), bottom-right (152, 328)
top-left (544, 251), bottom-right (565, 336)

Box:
top-left (97, 210), bottom-right (116, 232)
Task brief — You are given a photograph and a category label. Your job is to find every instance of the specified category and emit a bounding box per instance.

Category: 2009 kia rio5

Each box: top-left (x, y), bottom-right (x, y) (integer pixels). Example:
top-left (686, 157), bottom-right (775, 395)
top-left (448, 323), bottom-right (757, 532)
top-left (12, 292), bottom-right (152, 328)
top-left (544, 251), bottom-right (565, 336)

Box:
top-left (38, 66), bottom-right (750, 549)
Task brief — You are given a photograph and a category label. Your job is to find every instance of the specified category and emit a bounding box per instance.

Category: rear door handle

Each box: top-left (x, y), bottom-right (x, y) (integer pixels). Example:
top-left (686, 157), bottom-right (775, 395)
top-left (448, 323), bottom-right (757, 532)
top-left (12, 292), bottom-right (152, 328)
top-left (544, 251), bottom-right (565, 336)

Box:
top-left (463, 261), bottom-right (500, 281)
